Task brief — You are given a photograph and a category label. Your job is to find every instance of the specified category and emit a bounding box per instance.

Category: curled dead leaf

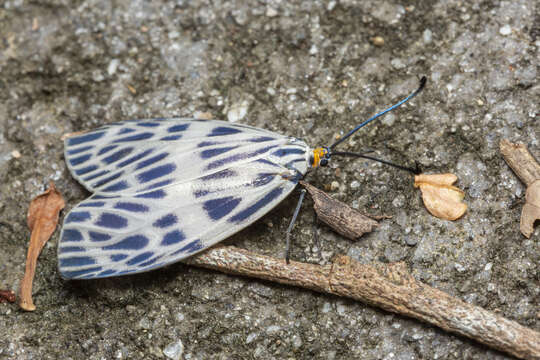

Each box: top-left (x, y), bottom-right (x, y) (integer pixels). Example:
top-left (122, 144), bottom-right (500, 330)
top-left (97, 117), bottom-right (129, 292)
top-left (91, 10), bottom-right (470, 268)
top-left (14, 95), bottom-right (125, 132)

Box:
top-left (521, 180), bottom-right (540, 238)
top-left (19, 181), bottom-right (65, 311)
top-left (414, 173), bottom-right (467, 221)
top-left (300, 181), bottom-right (379, 240)
top-left (0, 289), bottom-right (16, 303)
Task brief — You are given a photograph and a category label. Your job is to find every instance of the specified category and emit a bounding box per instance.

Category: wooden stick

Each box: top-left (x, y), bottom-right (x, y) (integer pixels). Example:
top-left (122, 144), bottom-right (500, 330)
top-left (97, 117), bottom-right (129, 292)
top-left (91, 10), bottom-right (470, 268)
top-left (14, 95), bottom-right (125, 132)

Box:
top-left (186, 246), bottom-right (540, 360)
top-left (500, 139), bottom-right (540, 186)
top-left (500, 139), bottom-right (540, 238)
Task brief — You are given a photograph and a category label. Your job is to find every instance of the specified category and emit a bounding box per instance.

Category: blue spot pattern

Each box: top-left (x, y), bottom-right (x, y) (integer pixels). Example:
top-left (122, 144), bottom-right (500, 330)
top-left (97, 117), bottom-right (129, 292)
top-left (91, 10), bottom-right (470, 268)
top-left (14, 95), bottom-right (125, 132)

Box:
top-left (203, 196), bottom-right (241, 220)
top-left (200, 169), bottom-right (237, 181)
top-left (97, 145), bottom-right (118, 155)
top-left (127, 252), bottom-right (154, 265)
top-left (143, 179), bottom-right (173, 190)
top-left (98, 269), bottom-right (117, 277)
top-left (250, 136), bottom-right (275, 143)
top-left (168, 124), bottom-right (190, 132)
top-left (60, 256), bottom-right (96, 267)
top-left (230, 187), bottom-right (284, 223)
top-left (103, 181), bottom-right (129, 192)
top-left (118, 128), bottom-right (136, 135)
top-left (65, 211), bottom-right (91, 223)
top-left (117, 149), bottom-right (154, 168)
top-left (95, 213), bottom-right (128, 229)
top-left (208, 127), bottom-right (242, 136)
top-left (200, 146), bottom-right (239, 159)
top-left (62, 229), bottom-right (83, 242)
top-left (93, 171), bottom-right (124, 188)
top-left (89, 231), bottom-right (111, 242)
top-left (61, 267), bottom-right (103, 279)
top-left (162, 230), bottom-right (186, 245)
top-left (114, 132), bottom-right (153, 143)
top-left (135, 153), bottom-right (168, 170)
top-left (135, 190), bottom-right (166, 199)
top-left (69, 154), bottom-right (91, 166)
top-left (137, 122), bottom-right (160, 127)
top-left (103, 235), bottom-right (149, 250)
top-left (172, 240), bottom-right (203, 255)
top-left (137, 164), bottom-right (176, 183)
top-left (75, 165), bottom-right (98, 175)
top-left (67, 132), bottom-right (105, 146)
top-left (111, 254), bottom-right (128, 262)
top-left (78, 201), bottom-right (106, 207)
top-left (59, 246), bottom-right (84, 253)
top-left (161, 135), bottom-right (182, 141)
top-left (153, 214), bottom-right (178, 228)
top-left (102, 147), bottom-right (134, 164)
top-left (83, 170), bottom-right (109, 181)
top-left (252, 173), bottom-right (275, 187)
top-left (272, 148), bottom-right (305, 157)
top-left (67, 145), bottom-right (93, 155)
top-left (114, 202), bottom-right (149, 213)
top-left (198, 141), bottom-right (220, 147)
top-left (139, 256), bottom-right (161, 267)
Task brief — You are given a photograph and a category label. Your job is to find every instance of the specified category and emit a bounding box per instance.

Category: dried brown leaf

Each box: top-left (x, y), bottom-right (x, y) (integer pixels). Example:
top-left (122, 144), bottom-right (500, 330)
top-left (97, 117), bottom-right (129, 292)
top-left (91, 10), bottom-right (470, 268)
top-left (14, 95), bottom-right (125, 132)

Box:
top-left (19, 181), bottom-right (65, 311)
top-left (300, 181), bottom-right (379, 240)
top-left (414, 173), bottom-right (467, 221)
top-left (521, 180), bottom-right (540, 238)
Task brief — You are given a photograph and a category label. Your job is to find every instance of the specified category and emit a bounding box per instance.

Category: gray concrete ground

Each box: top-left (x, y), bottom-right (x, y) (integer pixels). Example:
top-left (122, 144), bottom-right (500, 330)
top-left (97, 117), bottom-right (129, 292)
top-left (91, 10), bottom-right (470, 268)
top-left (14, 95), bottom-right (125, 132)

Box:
top-left (0, 0), bottom-right (538, 359)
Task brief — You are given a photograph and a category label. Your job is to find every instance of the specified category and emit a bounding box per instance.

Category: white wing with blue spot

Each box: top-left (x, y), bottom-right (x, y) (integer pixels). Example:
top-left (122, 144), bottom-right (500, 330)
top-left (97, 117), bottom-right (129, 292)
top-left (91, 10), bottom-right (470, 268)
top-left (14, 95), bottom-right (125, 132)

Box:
top-left (60, 118), bottom-right (310, 279)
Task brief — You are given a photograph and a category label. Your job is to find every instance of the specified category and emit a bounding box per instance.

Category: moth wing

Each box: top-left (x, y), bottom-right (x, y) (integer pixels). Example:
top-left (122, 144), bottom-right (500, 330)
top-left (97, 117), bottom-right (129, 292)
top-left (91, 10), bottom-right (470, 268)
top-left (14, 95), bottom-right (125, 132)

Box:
top-left (58, 158), bottom-right (303, 279)
top-left (64, 118), bottom-right (292, 195)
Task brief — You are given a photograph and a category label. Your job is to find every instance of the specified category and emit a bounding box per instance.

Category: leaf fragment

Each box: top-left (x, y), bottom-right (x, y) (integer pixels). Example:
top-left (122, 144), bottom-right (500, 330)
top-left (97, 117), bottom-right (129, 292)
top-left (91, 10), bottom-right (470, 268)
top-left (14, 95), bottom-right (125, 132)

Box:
top-left (300, 181), bottom-right (379, 240)
top-left (414, 173), bottom-right (467, 221)
top-left (19, 181), bottom-right (65, 311)
top-left (0, 290), bottom-right (16, 303)
top-left (521, 180), bottom-right (540, 238)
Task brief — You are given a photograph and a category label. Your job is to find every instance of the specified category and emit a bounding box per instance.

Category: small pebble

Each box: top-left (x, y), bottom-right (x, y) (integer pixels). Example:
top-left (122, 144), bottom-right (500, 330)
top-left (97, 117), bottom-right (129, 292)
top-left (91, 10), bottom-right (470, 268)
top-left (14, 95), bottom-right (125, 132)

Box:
top-left (330, 181), bottom-right (339, 191)
top-left (266, 325), bottom-right (281, 335)
top-left (499, 25), bottom-right (512, 36)
top-left (227, 101), bottom-right (248, 123)
top-left (246, 332), bottom-right (257, 344)
top-left (350, 180), bottom-right (360, 189)
top-left (266, 7), bottom-right (278, 17)
top-left (371, 36), bottom-right (384, 46)
top-left (163, 339), bottom-right (184, 360)
top-left (390, 58), bottom-right (406, 69)
top-left (423, 29), bottom-right (432, 44)
top-left (11, 150), bottom-right (21, 158)
top-left (454, 263), bottom-right (466, 273)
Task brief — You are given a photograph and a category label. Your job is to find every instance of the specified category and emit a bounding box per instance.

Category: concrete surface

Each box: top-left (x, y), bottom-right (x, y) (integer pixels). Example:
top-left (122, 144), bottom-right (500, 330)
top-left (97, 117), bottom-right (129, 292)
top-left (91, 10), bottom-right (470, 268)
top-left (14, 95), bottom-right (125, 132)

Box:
top-left (0, 0), bottom-right (538, 359)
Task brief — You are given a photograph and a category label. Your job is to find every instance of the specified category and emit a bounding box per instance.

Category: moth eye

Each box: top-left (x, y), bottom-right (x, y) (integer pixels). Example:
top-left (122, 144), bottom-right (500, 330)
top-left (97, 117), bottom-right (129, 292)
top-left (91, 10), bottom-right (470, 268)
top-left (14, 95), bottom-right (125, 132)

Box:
top-left (320, 158), bottom-right (328, 167)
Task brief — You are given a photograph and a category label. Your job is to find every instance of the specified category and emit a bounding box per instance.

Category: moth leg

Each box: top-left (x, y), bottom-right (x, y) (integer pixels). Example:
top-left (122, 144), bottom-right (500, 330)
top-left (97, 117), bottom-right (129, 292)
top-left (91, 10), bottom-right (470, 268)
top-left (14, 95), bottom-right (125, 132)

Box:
top-left (285, 188), bottom-right (306, 264)
top-left (312, 207), bottom-right (322, 260)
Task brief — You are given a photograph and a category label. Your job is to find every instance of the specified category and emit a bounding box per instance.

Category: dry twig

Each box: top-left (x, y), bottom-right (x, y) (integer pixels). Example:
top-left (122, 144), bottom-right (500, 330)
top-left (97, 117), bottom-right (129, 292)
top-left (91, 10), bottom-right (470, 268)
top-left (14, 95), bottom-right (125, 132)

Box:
top-left (186, 246), bottom-right (540, 360)
top-left (500, 139), bottom-right (540, 237)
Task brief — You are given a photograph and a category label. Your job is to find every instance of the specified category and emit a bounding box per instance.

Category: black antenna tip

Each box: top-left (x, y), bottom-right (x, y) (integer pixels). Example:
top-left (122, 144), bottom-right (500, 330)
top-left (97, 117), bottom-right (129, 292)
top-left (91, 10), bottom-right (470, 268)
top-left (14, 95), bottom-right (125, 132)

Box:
top-left (413, 161), bottom-right (422, 175)
top-left (418, 76), bottom-right (427, 92)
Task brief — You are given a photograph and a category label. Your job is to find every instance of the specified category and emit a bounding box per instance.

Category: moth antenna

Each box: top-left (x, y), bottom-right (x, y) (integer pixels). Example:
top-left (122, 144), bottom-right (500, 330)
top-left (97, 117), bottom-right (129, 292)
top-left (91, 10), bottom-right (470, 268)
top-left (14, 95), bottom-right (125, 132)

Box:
top-left (331, 151), bottom-right (421, 174)
top-left (330, 76), bottom-right (426, 150)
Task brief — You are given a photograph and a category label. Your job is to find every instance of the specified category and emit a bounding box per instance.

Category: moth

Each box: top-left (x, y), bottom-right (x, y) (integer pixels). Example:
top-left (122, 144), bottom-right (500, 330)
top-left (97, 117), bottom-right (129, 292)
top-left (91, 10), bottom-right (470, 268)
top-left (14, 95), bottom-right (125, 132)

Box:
top-left (59, 77), bottom-right (426, 279)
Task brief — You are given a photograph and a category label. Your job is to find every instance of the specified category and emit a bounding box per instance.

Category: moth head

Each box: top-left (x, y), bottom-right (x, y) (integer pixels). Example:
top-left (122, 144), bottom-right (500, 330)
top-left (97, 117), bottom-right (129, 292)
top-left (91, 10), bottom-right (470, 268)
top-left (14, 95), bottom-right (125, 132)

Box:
top-left (311, 147), bottom-right (331, 168)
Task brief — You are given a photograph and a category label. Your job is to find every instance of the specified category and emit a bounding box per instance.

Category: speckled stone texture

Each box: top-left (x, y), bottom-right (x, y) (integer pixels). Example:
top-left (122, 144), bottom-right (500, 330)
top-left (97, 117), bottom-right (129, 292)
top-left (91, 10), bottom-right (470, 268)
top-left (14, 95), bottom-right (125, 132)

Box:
top-left (0, 0), bottom-right (537, 359)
